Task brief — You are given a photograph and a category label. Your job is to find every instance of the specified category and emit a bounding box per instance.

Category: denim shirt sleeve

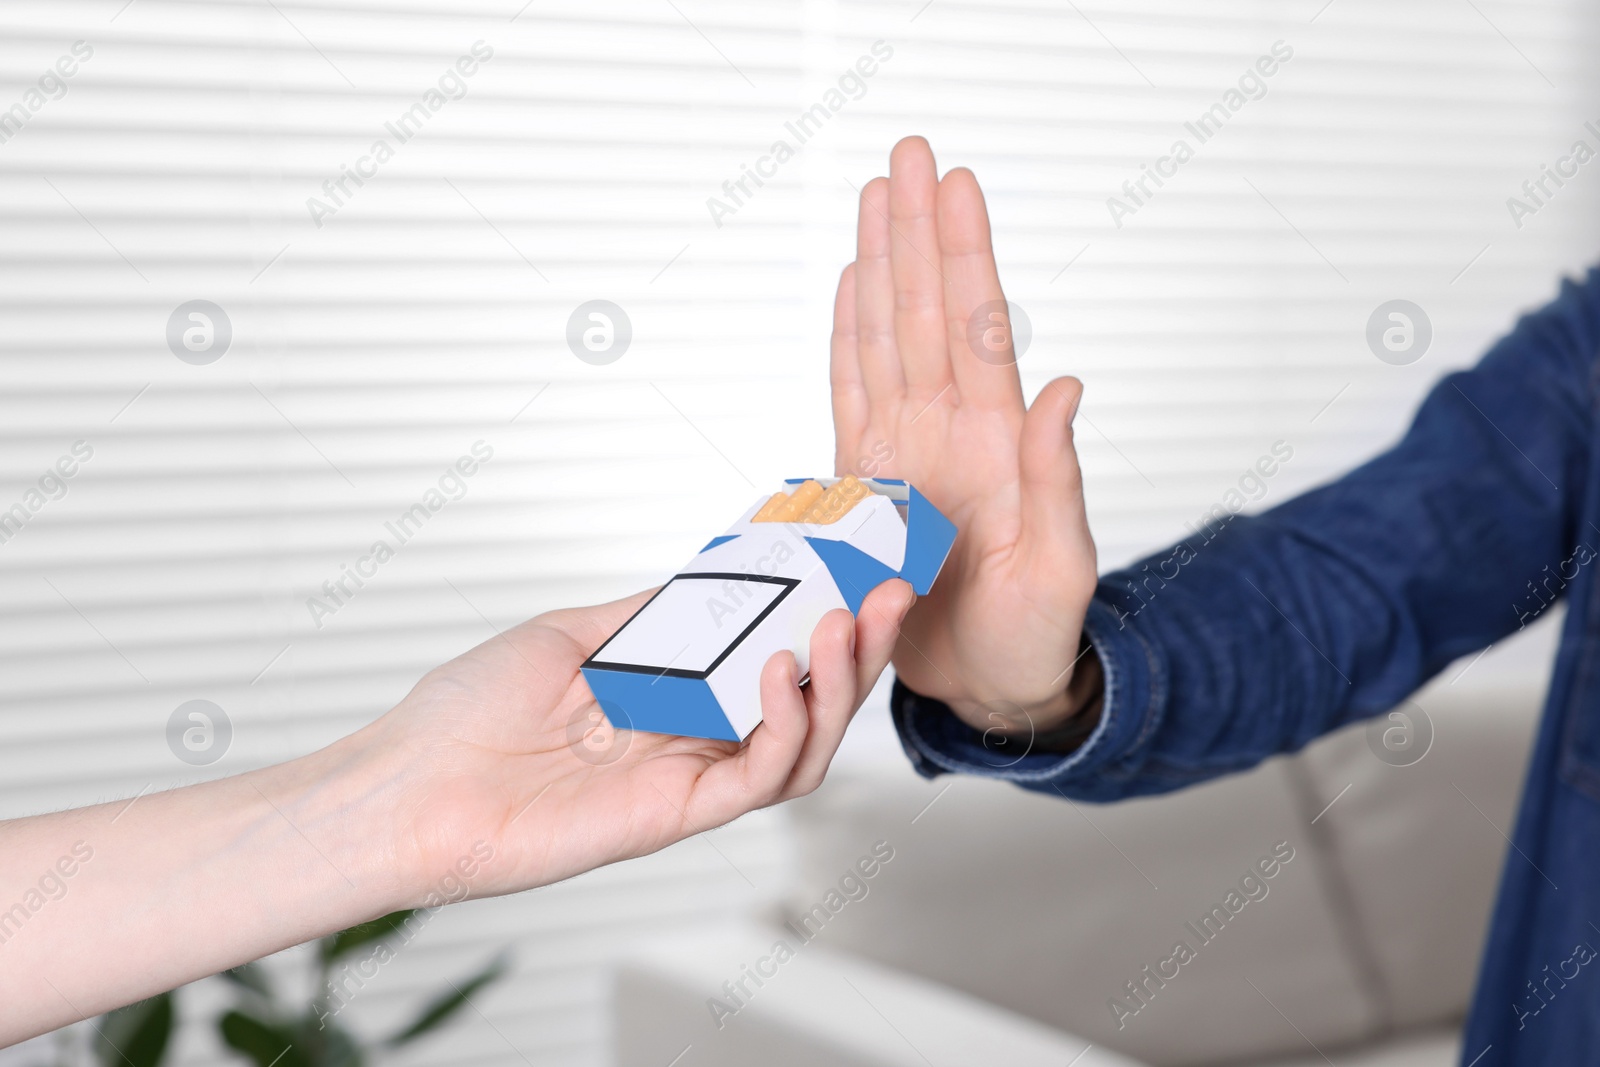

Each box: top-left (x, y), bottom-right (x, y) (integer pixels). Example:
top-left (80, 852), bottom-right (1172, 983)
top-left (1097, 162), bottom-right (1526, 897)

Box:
top-left (893, 267), bottom-right (1600, 802)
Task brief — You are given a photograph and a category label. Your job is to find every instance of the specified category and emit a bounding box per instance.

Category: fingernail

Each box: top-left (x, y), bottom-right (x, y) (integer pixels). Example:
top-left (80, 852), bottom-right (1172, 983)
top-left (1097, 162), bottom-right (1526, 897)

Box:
top-left (1066, 390), bottom-right (1083, 424)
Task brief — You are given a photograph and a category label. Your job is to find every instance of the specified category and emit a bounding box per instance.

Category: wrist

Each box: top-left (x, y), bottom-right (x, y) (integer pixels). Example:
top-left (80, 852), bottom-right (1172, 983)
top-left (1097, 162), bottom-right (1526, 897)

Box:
top-left (992, 635), bottom-right (1104, 746)
top-left (1027, 648), bottom-right (1104, 752)
top-left (265, 724), bottom-right (421, 917)
top-left (333, 693), bottom-right (526, 911)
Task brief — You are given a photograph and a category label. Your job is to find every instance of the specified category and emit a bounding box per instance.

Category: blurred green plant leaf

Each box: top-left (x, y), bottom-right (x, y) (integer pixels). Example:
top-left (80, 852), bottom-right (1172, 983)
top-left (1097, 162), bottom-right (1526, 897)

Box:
top-left (218, 1011), bottom-right (306, 1067)
top-left (387, 951), bottom-right (510, 1047)
top-left (214, 917), bottom-right (502, 1066)
top-left (295, 1015), bottom-right (365, 1067)
top-left (218, 961), bottom-right (273, 1000)
top-left (319, 910), bottom-right (418, 965)
top-left (93, 992), bottom-right (174, 1067)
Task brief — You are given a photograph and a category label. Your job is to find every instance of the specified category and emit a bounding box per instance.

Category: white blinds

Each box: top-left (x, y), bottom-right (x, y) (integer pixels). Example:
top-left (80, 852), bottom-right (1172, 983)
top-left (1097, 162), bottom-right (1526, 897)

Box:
top-left (1, 0), bottom-right (1594, 1063)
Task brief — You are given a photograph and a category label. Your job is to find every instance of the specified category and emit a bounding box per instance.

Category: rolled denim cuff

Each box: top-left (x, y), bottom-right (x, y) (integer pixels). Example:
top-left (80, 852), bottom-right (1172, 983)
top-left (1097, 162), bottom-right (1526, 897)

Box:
top-left (889, 594), bottom-right (1165, 788)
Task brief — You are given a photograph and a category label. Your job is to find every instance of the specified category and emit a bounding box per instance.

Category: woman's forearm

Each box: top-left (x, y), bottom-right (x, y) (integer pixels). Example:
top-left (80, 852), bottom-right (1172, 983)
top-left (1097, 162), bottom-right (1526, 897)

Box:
top-left (0, 729), bottom-right (410, 1041)
top-left (0, 583), bottom-right (909, 1043)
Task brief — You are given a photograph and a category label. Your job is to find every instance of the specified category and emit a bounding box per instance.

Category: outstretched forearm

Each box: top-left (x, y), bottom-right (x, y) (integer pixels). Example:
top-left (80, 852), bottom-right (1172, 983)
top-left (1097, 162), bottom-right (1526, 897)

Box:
top-left (0, 729), bottom-right (408, 1042)
top-left (1, 581), bottom-right (912, 1042)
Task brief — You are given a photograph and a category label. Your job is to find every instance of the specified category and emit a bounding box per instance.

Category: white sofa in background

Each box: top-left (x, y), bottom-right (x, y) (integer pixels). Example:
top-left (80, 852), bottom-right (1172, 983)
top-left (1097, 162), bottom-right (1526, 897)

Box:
top-left (613, 686), bottom-right (1538, 1067)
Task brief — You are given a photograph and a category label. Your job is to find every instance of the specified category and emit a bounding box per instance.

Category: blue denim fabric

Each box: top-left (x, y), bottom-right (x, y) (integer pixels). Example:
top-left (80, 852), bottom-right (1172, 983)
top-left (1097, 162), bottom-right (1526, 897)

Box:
top-left (892, 268), bottom-right (1600, 1063)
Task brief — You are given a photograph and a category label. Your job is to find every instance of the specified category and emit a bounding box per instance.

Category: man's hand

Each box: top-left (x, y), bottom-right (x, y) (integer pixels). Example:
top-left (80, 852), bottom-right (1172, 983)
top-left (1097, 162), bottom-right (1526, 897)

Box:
top-left (831, 136), bottom-right (1098, 734)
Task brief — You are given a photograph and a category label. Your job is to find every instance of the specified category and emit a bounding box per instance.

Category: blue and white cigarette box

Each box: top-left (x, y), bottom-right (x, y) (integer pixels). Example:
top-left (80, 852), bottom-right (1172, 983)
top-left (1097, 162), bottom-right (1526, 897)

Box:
top-left (580, 478), bottom-right (957, 742)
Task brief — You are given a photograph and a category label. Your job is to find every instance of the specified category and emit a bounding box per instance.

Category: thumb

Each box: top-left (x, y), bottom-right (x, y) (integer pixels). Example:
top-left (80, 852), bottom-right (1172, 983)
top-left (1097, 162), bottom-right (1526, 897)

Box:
top-left (1017, 376), bottom-right (1096, 577)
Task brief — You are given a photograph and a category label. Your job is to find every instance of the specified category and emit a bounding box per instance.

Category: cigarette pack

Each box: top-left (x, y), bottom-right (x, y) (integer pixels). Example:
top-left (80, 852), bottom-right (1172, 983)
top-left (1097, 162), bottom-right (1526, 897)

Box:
top-left (580, 478), bottom-right (957, 742)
